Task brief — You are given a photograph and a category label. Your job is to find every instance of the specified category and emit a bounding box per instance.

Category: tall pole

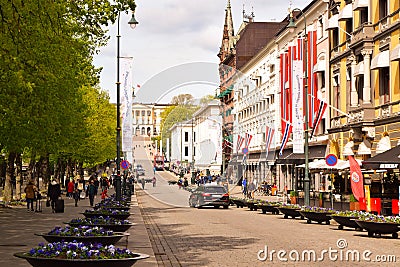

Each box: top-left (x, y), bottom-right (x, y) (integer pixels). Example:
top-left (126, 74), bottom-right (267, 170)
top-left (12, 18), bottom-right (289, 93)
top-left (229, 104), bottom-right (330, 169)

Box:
top-left (115, 12), bottom-right (122, 201)
top-left (288, 8), bottom-right (309, 206)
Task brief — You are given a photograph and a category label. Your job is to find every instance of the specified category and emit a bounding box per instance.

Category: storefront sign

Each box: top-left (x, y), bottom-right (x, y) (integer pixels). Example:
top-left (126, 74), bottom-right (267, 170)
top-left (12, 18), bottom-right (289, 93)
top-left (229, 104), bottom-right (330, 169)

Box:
top-left (379, 163), bottom-right (398, 169)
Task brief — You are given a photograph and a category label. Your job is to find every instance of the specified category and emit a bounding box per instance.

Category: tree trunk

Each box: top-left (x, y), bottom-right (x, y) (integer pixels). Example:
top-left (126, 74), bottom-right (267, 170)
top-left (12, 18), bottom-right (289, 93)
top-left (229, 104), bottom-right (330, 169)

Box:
top-left (35, 157), bottom-right (43, 190)
top-left (3, 152), bottom-right (16, 202)
top-left (15, 153), bottom-right (22, 200)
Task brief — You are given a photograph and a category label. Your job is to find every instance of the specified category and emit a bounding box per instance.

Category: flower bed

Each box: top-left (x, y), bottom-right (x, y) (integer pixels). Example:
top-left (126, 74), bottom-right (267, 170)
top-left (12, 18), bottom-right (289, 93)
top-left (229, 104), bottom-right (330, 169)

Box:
top-left (65, 217), bottom-right (134, 232)
top-left (330, 210), bottom-right (364, 230)
top-left (82, 209), bottom-right (131, 220)
top-left (257, 201), bottom-right (281, 215)
top-left (35, 226), bottom-right (125, 245)
top-left (94, 199), bottom-right (130, 211)
top-left (14, 241), bottom-right (149, 267)
top-left (277, 204), bottom-right (304, 219)
top-left (355, 213), bottom-right (400, 238)
top-left (299, 206), bottom-right (335, 225)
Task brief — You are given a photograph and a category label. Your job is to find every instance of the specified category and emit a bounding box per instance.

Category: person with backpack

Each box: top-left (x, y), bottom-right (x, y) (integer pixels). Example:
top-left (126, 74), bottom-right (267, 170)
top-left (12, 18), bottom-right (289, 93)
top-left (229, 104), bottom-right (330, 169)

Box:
top-left (24, 181), bottom-right (37, 212)
top-left (87, 180), bottom-right (97, 207)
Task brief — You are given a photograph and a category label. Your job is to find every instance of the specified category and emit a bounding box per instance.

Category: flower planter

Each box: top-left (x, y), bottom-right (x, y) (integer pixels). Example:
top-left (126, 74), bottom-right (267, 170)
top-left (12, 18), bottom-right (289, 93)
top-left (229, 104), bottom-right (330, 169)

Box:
top-left (355, 220), bottom-right (399, 238)
top-left (35, 233), bottom-right (126, 245)
top-left (258, 204), bottom-right (280, 215)
top-left (246, 201), bottom-right (258, 211)
top-left (66, 222), bottom-right (135, 232)
top-left (82, 212), bottom-right (131, 220)
top-left (14, 252), bottom-right (149, 267)
top-left (230, 198), bottom-right (245, 208)
top-left (278, 207), bottom-right (304, 219)
top-left (94, 206), bottom-right (130, 211)
top-left (330, 215), bottom-right (360, 230)
top-left (299, 211), bottom-right (332, 225)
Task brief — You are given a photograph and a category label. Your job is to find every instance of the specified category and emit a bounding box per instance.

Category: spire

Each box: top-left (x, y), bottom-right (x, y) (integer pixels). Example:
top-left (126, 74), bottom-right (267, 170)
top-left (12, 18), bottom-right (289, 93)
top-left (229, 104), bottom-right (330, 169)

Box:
top-left (218, 0), bottom-right (235, 61)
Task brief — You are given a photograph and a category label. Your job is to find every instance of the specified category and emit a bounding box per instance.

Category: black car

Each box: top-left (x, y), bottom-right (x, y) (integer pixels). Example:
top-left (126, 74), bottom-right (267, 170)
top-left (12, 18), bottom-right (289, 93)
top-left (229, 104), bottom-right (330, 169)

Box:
top-left (189, 184), bottom-right (229, 209)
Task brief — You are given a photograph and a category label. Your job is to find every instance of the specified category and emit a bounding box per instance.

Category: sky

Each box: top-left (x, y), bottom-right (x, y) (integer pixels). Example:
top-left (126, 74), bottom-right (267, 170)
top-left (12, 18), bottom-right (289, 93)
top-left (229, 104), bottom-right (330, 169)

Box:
top-left (93, 0), bottom-right (311, 104)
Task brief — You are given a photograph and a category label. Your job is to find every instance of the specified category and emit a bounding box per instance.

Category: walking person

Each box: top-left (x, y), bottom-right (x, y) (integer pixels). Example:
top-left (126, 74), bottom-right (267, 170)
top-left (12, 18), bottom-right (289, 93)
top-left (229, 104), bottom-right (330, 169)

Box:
top-left (24, 181), bottom-right (37, 212)
top-left (152, 176), bottom-right (156, 187)
top-left (47, 179), bottom-right (61, 213)
top-left (67, 179), bottom-right (75, 198)
top-left (242, 178), bottom-right (248, 198)
top-left (73, 186), bottom-right (80, 207)
top-left (141, 178), bottom-right (145, 190)
top-left (87, 180), bottom-right (97, 207)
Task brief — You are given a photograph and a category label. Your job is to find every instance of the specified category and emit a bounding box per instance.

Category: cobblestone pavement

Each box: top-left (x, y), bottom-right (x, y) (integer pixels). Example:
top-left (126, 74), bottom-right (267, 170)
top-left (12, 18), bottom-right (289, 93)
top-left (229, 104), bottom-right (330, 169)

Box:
top-left (137, 186), bottom-right (400, 267)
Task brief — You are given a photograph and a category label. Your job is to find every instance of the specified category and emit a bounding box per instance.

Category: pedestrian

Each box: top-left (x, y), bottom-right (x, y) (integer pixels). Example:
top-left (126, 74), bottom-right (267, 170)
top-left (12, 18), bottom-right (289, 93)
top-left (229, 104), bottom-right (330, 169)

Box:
top-left (47, 179), bottom-right (61, 213)
top-left (183, 177), bottom-right (189, 188)
top-left (101, 188), bottom-right (109, 200)
top-left (152, 176), bottom-right (156, 187)
top-left (24, 181), bottom-right (37, 212)
top-left (67, 179), bottom-right (75, 198)
top-left (242, 178), bottom-right (247, 198)
top-left (87, 180), bottom-right (97, 206)
top-left (73, 186), bottom-right (80, 207)
top-left (141, 178), bottom-right (145, 190)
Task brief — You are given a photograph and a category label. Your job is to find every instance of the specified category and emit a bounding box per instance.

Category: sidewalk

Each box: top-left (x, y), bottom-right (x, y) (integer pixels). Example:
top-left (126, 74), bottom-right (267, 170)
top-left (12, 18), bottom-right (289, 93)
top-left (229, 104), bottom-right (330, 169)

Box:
top-left (0, 189), bottom-right (156, 267)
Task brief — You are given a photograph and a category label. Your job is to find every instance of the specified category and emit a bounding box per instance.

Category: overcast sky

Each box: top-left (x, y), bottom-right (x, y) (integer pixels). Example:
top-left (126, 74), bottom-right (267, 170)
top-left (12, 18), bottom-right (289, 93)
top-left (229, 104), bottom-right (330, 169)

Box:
top-left (93, 0), bottom-right (311, 104)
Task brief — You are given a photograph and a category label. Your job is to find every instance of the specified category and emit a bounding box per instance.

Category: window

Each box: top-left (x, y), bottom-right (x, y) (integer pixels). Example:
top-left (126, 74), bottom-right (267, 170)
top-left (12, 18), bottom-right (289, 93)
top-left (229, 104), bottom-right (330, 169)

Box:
top-left (184, 146), bottom-right (189, 157)
top-left (345, 19), bottom-right (353, 41)
top-left (356, 76), bottom-right (364, 105)
top-left (379, 67), bottom-right (390, 104)
top-left (333, 75), bottom-right (340, 116)
top-left (193, 132), bottom-right (196, 143)
top-left (136, 111), bottom-right (140, 116)
top-left (141, 111), bottom-right (145, 116)
top-left (147, 111), bottom-right (151, 116)
top-left (379, 0), bottom-right (388, 20)
top-left (332, 28), bottom-right (339, 49)
top-left (317, 16), bottom-right (324, 39)
top-left (184, 132), bottom-right (189, 142)
top-left (193, 147), bottom-right (196, 157)
top-left (359, 8), bottom-right (368, 25)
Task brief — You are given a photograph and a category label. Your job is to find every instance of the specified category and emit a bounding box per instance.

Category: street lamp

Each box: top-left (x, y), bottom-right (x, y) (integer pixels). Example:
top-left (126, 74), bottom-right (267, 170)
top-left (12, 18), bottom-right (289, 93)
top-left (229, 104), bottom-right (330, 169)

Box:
top-left (287, 7), bottom-right (310, 206)
top-left (116, 9), bottom-right (138, 201)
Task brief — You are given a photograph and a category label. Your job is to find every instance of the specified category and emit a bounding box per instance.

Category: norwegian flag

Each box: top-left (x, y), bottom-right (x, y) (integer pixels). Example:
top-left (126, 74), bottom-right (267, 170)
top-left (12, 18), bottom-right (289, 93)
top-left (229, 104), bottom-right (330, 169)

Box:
top-left (307, 30), bottom-right (318, 129)
top-left (223, 139), bottom-right (233, 149)
top-left (242, 133), bottom-right (253, 162)
top-left (279, 122), bottom-right (292, 156)
top-left (236, 135), bottom-right (245, 154)
top-left (310, 99), bottom-right (328, 138)
top-left (265, 126), bottom-right (275, 160)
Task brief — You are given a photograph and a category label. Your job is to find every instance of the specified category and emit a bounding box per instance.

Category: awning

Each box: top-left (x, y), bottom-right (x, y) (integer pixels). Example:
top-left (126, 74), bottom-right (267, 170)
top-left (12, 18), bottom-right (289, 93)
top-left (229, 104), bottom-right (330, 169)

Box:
top-left (326, 14), bottom-right (339, 30)
top-left (276, 145), bottom-right (327, 165)
top-left (313, 61), bottom-right (326, 73)
top-left (390, 44), bottom-right (400, 61)
top-left (371, 50), bottom-right (390, 70)
top-left (297, 158), bottom-right (362, 170)
top-left (362, 145), bottom-right (400, 169)
top-left (357, 140), bottom-right (371, 155)
top-left (338, 4), bottom-right (353, 21)
top-left (354, 61), bottom-right (364, 76)
top-left (376, 135), bottom-right (391, 154)
top-left (353, 0), bottom-right (368, 11)
top-left (343, 141), bottom-right (354, 156)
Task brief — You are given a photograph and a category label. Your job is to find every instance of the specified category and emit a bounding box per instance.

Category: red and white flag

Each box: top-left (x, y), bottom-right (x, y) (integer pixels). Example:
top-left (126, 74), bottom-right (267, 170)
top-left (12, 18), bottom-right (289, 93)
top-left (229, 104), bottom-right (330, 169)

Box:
top-left (236, 135), bottom-right (244, 154)
top-left (265, 126), bottom-right (275, 160)
top-left (349, 156), bottom-right (364, 201)
top-left (310, 98), bottom-right (328, 138)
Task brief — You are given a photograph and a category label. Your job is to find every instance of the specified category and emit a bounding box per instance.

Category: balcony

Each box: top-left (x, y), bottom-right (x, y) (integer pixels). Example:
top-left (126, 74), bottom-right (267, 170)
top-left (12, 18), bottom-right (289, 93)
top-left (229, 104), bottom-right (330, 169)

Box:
top-left (349, 23), bottom-right (374, 48)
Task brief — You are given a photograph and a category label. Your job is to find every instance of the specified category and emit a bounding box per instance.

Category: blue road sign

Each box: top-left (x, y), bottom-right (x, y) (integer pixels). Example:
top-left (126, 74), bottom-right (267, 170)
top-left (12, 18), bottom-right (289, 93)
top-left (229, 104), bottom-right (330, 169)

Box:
top-left (325, 154), bottom-right (338, 166)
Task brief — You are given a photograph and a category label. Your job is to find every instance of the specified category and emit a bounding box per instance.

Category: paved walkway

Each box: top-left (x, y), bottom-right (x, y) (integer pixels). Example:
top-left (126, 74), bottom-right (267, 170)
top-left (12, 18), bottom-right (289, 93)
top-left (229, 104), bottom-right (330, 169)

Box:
top-left (0, 189), bottom-right (157, 267)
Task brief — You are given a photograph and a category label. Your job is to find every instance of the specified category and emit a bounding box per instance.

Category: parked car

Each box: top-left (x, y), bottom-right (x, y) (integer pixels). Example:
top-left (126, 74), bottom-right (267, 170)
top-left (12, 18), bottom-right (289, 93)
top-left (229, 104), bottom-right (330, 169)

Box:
top-left (189, 184), bottom-right (229, 209)
top-left (136, 168), bottom-right (145, 176)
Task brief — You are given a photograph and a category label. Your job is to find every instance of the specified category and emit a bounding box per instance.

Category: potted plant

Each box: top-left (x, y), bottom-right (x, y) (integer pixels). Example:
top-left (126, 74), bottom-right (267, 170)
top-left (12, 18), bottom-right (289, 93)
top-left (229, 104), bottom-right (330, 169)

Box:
top-left (257, 200), bottom-right (281, 214)
top-left (35, 226), bottom-right (126, 245)
top-left (65, 216), bottom-right (135, 232)
top-left (82, 209), bottom-right (131, 220)
top-left (289, 191), bottom-right (298, 204)
top-left (330, 210), bottom-right (364, 230)
top-left (14, 241), bottom-right (149, 267)
top-left (349, 194), bottom-right (359, 211)
top-left (299, 206), bottom-right (335, 225)
top-left (355, 213), bottom-right (400, 238)
top-left (277, 203), bottom-right (304, 219)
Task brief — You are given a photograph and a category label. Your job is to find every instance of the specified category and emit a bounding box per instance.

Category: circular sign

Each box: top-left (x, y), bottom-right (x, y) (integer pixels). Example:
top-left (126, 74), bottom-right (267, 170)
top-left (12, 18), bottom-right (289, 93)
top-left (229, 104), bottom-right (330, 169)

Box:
top-left (120, 160), bottom-right (130, 170)
top-left (351, 172), bottom-right (360, 183)
top-left (325, 154), bottom-right (338, 166)
top-left (242, 148), bottom-right (248, 154)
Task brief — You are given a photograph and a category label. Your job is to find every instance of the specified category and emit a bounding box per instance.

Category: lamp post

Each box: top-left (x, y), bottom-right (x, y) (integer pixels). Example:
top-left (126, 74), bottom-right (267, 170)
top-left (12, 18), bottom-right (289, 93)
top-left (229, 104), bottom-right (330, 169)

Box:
top-left (115, 9), bottom-right (138, 201)
top-left (287, 7), bottom-right (310, 206)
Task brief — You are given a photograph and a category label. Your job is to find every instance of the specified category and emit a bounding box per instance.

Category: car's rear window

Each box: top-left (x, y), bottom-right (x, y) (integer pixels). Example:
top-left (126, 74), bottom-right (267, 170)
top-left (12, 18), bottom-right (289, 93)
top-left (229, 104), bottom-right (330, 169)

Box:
top-left (204, 187), bottom-right (226, 194)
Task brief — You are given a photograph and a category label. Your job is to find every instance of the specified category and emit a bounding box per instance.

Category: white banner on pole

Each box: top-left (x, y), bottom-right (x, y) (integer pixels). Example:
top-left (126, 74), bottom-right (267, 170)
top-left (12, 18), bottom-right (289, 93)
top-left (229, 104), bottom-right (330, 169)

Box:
top-left (292, 60), bottom-right (304, 154)
top-left (121, 57), bottom-right (133, 153)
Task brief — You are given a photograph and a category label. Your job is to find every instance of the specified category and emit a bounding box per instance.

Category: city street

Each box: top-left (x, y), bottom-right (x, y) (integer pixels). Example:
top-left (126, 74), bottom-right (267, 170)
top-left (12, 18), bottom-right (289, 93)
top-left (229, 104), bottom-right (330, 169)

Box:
top-left (133, 140), bottom-right (400, 267)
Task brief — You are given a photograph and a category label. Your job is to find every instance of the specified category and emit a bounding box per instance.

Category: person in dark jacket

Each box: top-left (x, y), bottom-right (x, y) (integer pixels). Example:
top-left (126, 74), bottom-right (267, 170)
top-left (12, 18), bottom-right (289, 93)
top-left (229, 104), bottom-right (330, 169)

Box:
top-left (87, 180), bottom-right (97, 206)
top-left (47, 180), bottom-right (61, 213)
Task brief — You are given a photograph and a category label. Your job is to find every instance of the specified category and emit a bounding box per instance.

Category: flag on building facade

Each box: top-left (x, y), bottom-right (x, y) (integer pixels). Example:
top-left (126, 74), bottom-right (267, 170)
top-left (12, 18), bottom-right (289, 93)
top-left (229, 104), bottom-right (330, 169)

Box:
top-left (242, 133), bottom-right (253, 162)
top-left (307, 30), bottom-right (318, 129)
top-left (265, 126), bottom-right (275, 160)
top-left (349, 155), bottom-right (364, 201)
top-left (310, 98), bottom-right (328, 138)
top-left (236, 135), bottom-right (245, 154)
top-left (279, 122), bottom-right (292, 156)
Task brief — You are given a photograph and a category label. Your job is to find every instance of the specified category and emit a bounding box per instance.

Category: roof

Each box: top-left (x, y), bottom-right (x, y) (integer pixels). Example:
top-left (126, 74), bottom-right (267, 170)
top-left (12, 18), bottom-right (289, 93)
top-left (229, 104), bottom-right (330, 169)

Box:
top-left (362, 145), bottom-right (400, 169)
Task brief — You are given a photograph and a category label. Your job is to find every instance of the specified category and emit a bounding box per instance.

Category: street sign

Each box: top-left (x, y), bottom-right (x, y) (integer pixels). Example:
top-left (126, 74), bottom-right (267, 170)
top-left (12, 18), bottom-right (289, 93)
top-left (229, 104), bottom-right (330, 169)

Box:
top-left (120, 160), bottom-right (130, 170)
top-left (325, 154), bottom-right (338, 166)
top-left (242, 148), bottom-right (248, 154)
